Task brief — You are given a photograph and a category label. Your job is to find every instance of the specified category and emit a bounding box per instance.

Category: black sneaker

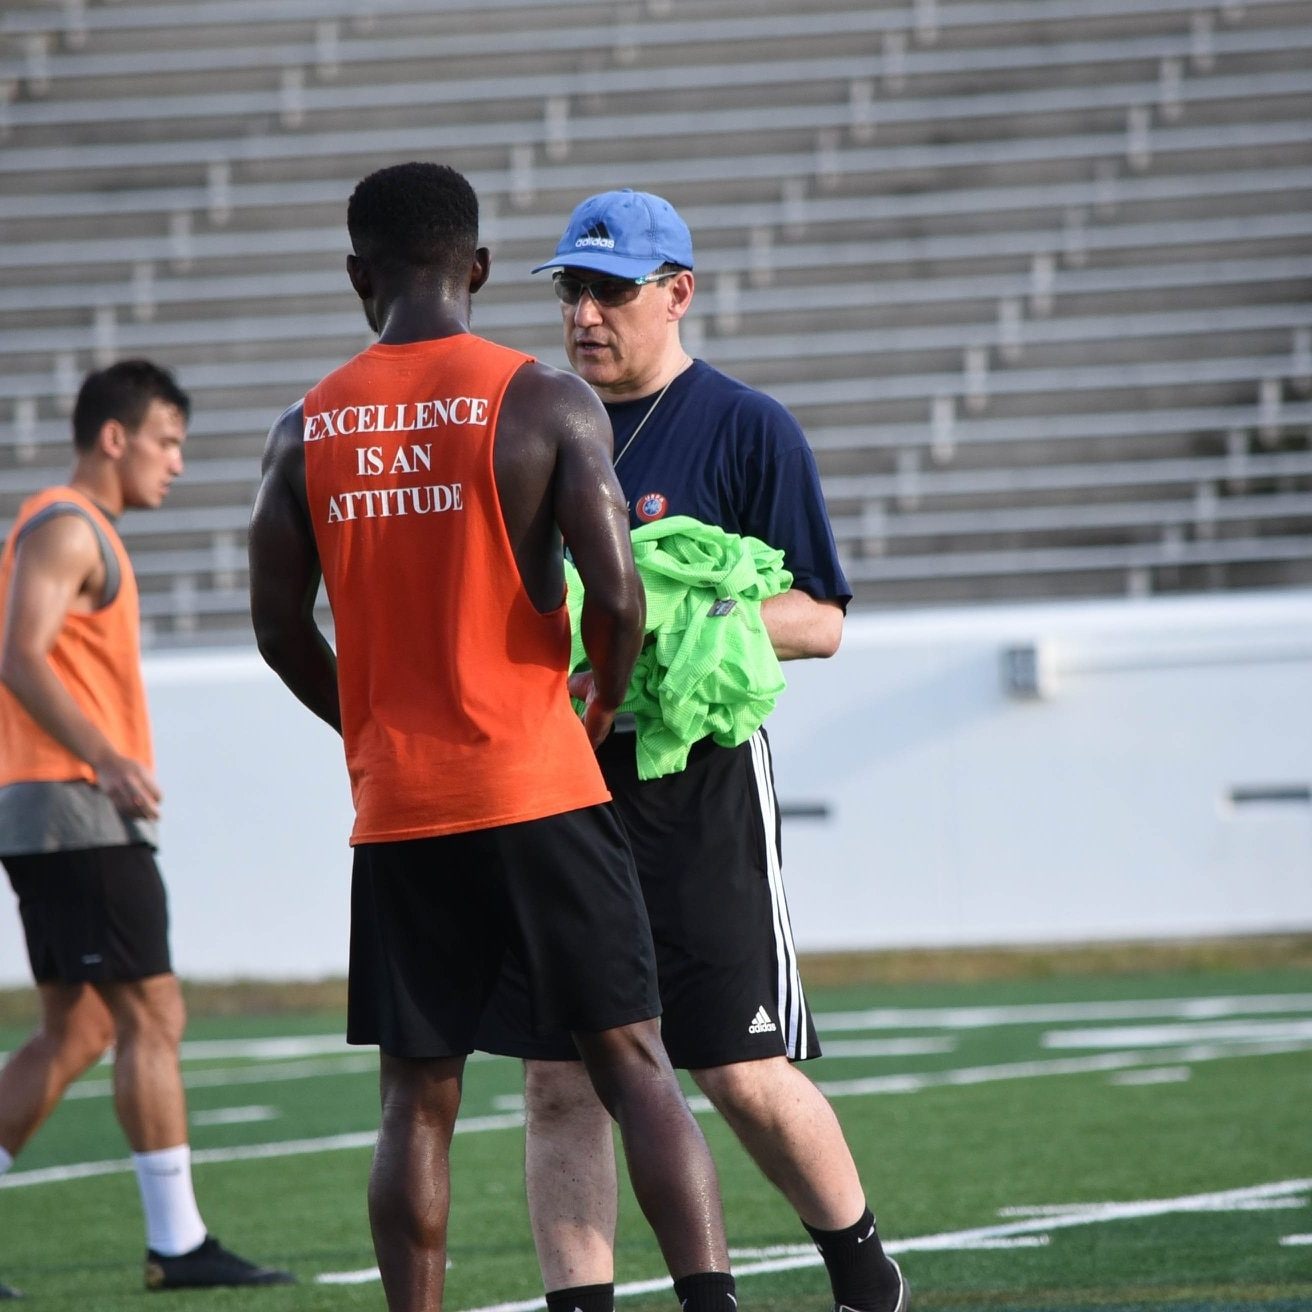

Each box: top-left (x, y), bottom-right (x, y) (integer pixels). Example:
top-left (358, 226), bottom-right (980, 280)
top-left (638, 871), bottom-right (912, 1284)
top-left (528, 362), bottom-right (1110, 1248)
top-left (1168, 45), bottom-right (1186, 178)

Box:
top-left (836, 1259), bottom-right (909, 1312)
top-left (0, 1280), bottom-right (22, 1300)
top-left (144, 1235), bottom-right (295, 1290)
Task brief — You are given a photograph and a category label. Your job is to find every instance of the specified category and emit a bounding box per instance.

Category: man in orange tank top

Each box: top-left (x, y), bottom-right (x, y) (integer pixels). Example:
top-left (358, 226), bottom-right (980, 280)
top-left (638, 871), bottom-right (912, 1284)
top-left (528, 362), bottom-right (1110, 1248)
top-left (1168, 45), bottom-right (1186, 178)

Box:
top-left (249, 163), bottom-right (738, 1312)
top-left (0, 361), bottom-right (294, 1298)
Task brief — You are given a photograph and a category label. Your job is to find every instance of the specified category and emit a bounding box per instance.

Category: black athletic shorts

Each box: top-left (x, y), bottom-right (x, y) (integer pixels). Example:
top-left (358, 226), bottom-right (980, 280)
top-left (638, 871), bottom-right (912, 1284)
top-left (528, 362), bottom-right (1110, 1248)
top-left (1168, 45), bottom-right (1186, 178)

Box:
top-left (2, 844), bottom-right (172, 984)
top-left (347, 802), bottom-right (660, 1060)
top-left (476, 729), bottom-right (820, 1069)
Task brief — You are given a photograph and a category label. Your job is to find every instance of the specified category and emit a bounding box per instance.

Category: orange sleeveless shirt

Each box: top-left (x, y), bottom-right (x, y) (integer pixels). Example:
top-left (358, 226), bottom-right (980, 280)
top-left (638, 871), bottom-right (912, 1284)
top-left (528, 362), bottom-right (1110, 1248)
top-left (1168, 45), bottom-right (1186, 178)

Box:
top-left (0, 486), bottom-right (153, 787)
top-left (303, 334), bottom-right (610, 844)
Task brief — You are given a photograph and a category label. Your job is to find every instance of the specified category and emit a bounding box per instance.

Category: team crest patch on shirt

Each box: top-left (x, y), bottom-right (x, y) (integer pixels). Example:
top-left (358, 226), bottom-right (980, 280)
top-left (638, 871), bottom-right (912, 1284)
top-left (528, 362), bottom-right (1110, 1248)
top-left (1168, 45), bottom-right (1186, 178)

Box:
top-left (635, 491), bottom-right (668, 522)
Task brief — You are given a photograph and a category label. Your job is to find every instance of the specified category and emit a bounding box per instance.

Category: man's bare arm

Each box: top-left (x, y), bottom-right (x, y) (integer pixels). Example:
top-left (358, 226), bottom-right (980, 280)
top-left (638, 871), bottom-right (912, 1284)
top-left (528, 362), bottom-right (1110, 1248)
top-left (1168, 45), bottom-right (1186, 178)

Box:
top-left (549, 373), bottom-right (645, 745)
top-left (761, 589), bottom-right (844, 660)
top-left (248, 402), bottom-right (342, 733)
top-left (0, 515), bottom-right (162, 818)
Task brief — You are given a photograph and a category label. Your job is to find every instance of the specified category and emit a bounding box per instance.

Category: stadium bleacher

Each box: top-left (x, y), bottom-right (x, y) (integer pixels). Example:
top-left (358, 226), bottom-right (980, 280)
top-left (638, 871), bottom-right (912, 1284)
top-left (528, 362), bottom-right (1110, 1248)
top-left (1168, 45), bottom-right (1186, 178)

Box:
top-left (2, 0), bottom-right (1311, 641)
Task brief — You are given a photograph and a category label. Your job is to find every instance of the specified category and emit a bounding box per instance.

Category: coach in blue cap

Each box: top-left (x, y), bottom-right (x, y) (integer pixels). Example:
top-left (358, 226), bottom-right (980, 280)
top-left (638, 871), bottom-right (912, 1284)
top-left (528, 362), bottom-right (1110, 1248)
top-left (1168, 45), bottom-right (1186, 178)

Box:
top-left (481, 189), bottom-right (909, 1312)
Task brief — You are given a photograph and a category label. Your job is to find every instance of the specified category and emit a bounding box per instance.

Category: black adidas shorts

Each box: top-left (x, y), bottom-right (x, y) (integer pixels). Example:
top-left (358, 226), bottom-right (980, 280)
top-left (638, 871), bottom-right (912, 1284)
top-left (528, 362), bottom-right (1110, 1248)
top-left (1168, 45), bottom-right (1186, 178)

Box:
top-left (348, 803), bottom-right (660, 1060)
top-left (2, 844), bottom-right (172, 985)
top-left (477, 730), bottom-right (820, 1069)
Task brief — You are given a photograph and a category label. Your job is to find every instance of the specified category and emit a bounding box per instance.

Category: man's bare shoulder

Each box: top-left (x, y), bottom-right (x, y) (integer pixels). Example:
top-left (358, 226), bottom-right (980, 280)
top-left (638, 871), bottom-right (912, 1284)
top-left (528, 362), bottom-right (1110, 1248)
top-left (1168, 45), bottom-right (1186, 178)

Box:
top-left (14, 502), bottom-right (101, 575)
top-left (503, 360), bottom-right (608, 435)
top-left (261, 399), bottom-right (306, 470)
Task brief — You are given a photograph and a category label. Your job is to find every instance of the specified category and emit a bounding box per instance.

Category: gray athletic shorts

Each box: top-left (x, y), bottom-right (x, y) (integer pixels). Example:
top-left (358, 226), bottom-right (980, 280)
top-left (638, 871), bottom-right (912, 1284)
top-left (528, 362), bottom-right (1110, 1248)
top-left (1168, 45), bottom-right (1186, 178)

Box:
top-left (476, 730), bottom-right (820, 1069)
top-left (348, 802), bottom-right (661, 1060)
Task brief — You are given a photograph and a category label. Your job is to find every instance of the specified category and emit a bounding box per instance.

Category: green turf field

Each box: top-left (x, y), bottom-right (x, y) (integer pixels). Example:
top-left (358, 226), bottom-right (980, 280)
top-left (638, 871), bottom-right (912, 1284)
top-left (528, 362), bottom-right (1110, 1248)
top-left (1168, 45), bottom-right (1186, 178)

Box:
top-left (1, 964), bottom-right (1310, 1310)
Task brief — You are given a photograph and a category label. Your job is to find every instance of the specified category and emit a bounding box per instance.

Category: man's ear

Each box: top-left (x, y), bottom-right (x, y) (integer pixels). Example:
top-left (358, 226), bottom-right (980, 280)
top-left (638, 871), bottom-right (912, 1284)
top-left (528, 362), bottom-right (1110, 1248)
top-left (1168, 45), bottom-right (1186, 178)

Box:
top-left (98, 418), bottom-right (128, 459)
top-left (667, 269), bottom-right (695, 322)
top-left (470, 247), bottom-right (492, 296)
top-left (346, 253), bottom-right (371, 302)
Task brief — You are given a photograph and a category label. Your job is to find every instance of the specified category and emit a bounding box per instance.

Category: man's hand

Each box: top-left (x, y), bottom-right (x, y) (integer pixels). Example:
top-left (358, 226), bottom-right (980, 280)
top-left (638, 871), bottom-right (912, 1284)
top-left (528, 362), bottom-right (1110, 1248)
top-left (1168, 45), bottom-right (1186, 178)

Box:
top-left (569, 671), bottom-right (616, 748)
top-left (93, 752), bottom-right (162, 820)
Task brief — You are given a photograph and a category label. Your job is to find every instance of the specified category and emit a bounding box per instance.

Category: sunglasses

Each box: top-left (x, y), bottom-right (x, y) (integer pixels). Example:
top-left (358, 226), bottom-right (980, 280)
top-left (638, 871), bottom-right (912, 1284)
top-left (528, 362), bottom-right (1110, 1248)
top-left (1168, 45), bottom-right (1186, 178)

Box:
top-left (551, 271), bottom-right (678, 308)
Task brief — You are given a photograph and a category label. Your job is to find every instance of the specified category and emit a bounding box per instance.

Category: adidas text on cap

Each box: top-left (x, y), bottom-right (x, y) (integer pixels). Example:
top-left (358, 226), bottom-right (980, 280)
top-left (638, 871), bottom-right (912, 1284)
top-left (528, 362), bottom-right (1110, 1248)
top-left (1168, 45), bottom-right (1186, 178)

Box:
top-left (531, 189), bottom-right (695, 278)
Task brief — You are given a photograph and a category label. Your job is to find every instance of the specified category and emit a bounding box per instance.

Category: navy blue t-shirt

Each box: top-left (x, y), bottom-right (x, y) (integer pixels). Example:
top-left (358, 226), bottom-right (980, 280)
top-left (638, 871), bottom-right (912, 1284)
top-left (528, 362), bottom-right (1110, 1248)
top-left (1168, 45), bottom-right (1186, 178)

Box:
top-left (604, 360), bottom-right (851, 606)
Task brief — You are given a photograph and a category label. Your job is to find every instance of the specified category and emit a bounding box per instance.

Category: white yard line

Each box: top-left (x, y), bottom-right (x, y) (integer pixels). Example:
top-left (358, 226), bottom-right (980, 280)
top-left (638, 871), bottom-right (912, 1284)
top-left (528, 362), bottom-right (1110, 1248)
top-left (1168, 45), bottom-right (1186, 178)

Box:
top-left (1108, 1066), bottom-right (1192, 1086)
top-left (191, 1105), bottom-right (279, 1127)
top-left (0, 1113), bottom-right (521, 1190)
top-left (813, 1038), bottom-right (1312, 1098)
top-left (813, 1037), bottom-right (957, 1057)
top-left (819, 993), bottom-right (1312, 1033)
top-left (5, 1039), bottom-right (1308, 1192)
top-left (455, 1179), bottom-right (1312, 1312)
top-left (1044, 1018), bottom-right (1312, 1049)
top-left (64, 1053), bottom-right (379, 1101)
top-left (7, 992), bottom-right (1311, 1068)
top-left (317, 1267), bottom-right (383, 1285)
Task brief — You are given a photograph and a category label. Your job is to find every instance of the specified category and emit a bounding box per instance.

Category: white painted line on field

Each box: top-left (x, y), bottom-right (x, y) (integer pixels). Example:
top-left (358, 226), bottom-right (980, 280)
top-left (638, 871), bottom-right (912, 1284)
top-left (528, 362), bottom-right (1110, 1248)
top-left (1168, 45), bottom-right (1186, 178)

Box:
top-left (814, 1038), bottom-right (1312, 1099)
top-left (317, 1266), bottom-right (382, 1285)
top-left (818, 993), bottom-right (1312, 1033)
top-left (192, 1105), bottom-right (279, 1126)
top-left (6, 994), bottom-right (1312, 1073)
top-left (455, 1178), bottom-right (1312, 1312)
top-left (1000, 1192), bottom-right (1309, 1218)
top-left (1107, 1066), bottom-right (1192, 1086)
top-left (892, 1178), bottom-right (1312, 1253)
top-left (64, 1053), bottom-right (380, 1101)
top-left (0, 1113), bottom-right (520, 1190)
top-left (1000, 1203), bottom-right (1108, 1218)
top-left (813, 1037), bottom-right (957, 1058)
top-left (6, 1041), bottom-right (1307, 1192)
top-left (1044, 1019), bottom-right (1312, 1049)
top-left (181, 1035), bottom-right (353, 1060)
top-left (1280, 1233), bottom-right (1312, 1245)
top-left (951, 1235), bottom-right (1051, 1250)
top-left (314, 1258), bottom-right (452, 1286)
top-left (175, 1035), bottom-right (500, 1064)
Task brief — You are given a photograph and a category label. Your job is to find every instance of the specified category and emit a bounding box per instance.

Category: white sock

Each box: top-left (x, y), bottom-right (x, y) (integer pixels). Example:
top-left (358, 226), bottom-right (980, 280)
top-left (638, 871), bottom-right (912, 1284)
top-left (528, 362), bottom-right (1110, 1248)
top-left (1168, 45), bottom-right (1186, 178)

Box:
top-left (0, 1146), bottom-right (12, 1177)
top-left (132, 1144), bottom-right (207, 1256)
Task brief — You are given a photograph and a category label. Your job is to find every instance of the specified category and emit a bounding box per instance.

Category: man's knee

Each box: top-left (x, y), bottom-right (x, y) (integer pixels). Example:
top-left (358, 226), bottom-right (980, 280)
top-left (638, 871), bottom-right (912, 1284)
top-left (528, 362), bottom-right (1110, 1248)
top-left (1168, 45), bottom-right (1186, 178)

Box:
top-left (101, 974), bottom-right (186, 1051)
top-left (524, 1059), bottom-right (606, 1129)
top-left (571, 1021), bottom-right (677, 1117)
top-left (378, 1053), bottom-right (464, 1129)
top-left (35, 984), bottom-right (115, 1071)
top-left (690, 1055), bottom-right (790, 1115)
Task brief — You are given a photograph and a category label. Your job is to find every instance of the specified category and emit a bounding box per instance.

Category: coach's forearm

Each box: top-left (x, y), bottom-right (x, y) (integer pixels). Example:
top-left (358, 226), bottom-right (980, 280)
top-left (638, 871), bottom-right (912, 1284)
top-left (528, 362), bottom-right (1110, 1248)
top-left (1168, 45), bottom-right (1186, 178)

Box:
top-left (762, 590), bottom-right (844, 660)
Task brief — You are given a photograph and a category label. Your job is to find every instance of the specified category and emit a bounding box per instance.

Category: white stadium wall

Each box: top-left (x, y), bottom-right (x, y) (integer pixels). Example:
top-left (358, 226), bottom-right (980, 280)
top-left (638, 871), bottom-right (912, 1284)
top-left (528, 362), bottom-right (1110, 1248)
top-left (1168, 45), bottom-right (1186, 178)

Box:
top-left (2, 590), bottom-right (1310, 987)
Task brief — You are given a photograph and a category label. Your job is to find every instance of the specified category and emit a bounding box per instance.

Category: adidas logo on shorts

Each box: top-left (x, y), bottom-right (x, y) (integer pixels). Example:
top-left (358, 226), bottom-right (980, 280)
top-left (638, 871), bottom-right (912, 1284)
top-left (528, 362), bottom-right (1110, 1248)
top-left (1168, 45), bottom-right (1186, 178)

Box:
top-left (748, 1005), bottom-right (778, 1035)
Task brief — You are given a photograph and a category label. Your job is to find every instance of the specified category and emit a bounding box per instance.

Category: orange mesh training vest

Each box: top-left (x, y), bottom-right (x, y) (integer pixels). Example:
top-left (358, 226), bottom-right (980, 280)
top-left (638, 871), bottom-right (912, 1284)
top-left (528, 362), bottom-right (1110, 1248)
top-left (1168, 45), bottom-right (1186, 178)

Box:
top-left (303, 334), bottom-right (610, 844)
top-left (0, 486), bottom-right (153, 786)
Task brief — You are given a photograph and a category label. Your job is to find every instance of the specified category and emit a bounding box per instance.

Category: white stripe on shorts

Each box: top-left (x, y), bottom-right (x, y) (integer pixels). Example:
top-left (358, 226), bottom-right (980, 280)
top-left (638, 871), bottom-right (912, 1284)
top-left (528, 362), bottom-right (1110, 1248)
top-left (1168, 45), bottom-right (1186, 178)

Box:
top-left (747, 729), bottom-right (809, 1060)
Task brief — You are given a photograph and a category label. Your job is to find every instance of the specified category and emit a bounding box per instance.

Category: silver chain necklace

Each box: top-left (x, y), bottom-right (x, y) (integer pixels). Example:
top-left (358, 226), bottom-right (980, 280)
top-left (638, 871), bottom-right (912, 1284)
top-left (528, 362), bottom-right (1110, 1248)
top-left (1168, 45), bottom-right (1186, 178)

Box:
top-left (612, 358), bottom-right (692, 468)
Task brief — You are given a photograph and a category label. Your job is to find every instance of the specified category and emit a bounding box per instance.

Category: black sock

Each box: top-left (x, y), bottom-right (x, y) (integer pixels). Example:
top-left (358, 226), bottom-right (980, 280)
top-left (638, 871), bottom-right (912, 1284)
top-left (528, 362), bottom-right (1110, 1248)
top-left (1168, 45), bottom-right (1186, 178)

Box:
top-left (672, 1270), bottom-right (737, 1310)
top-left (545, 1283), bottom-right (614, 1312)
top-left (804, 1207), bottom-right (903, 1312)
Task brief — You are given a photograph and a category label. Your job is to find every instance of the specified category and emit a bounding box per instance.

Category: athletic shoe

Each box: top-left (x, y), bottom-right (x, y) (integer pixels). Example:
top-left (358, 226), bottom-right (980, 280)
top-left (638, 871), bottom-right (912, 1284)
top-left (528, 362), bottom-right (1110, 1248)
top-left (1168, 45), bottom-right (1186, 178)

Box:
top-left (0, 1280), bottom-right (22, 1300)
top-left (836, 1258), bottom-right (909, 1312)
top-left (144, 1235), bottom-right (295, 1290)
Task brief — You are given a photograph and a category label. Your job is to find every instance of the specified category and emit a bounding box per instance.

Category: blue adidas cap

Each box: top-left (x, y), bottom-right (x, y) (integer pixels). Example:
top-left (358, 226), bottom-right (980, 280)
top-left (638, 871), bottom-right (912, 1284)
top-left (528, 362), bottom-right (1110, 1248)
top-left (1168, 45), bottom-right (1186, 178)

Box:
top-left (530, 189), bottom-right (695, 278)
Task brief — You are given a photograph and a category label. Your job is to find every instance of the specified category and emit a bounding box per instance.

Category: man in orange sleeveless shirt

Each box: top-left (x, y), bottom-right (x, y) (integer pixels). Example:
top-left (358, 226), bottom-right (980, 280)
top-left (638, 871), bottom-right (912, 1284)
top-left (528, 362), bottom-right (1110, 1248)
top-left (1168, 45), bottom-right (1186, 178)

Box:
top-left (249, 163), bottom-right (738, 1312)
top-left (0, 361), bottom-right (294, 1298)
